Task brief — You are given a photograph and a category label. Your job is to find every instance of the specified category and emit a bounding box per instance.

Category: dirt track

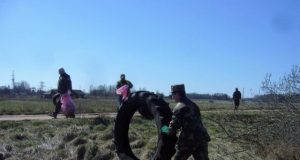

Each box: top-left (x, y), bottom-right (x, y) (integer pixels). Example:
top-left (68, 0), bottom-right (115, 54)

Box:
top-left (0, 109), bottom-right (266, 121)
top-left (0, 113), bottom-right (118, 121)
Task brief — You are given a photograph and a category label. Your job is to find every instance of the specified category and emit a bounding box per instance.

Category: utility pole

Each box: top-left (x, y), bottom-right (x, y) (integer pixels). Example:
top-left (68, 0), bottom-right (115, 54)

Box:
top-left (11, 70), bottom-right (15, 90)
top-left (39, 81), bottom-right (45, 92)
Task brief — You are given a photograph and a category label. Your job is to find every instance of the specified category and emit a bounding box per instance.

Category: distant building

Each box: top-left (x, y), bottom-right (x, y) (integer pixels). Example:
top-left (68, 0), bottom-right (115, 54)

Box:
top-left (42, 89), bottom-right (85, 99)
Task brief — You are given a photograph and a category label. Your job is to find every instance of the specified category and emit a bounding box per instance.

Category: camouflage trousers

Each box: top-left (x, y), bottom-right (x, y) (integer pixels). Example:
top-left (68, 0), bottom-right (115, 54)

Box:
top-left (174, 142), bottom-right (209, 160)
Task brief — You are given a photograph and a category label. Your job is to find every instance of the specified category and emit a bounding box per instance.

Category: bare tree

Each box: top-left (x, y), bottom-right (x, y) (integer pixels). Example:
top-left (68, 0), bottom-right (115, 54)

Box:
top-left (262, 65), bottom-right (300, 111)
top-left (89, 84), bottom-right (117, 97)
top-left (212, 65), bottom-right (300, 160)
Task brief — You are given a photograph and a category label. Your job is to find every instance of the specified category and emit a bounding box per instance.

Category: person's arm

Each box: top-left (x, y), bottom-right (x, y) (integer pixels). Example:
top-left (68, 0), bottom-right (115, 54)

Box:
top-left (57, 79), bottom-right (61, 93)
top-left (169, 113), bottom-right (182, 135)
top-left (67, 76), bottom-right (72, 95)
top-left (169, 105), bottom-right (189, 135)
top-left (127, 81), bottom-right (133, 89)
top-left (67, 76), bottom-right (72, 91)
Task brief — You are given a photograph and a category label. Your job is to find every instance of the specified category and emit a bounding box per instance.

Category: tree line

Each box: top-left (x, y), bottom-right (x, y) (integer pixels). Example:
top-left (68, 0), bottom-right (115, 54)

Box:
top-left (1, 83), bottom-right (233, 100)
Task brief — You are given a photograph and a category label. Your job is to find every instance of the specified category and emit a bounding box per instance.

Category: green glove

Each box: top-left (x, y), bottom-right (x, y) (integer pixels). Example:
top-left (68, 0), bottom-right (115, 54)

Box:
top-left (161, 125), bottom-right (169, 134)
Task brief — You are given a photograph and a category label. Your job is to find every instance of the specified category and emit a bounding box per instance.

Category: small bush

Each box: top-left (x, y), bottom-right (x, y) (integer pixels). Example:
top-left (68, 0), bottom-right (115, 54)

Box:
top-left (73, 137), bottom-right (87, 146)
top-left (12, 133), bottom-right (28, 141)
top-left (5, 145), bottom-right (12, 152)
top-left (85, 144), bottom-right (98, 160)
top-left (93, 116), bottom-right (110, 126)
top-left (77, 145), bottom-right (86, 160)
top-left (93, 124), bottom-right (107, 131)
top-left (63, 133), bottom-right (77, 142)
top-left (130, 140), bottom-right (145, 149)
top-left (93, 150), bottom-right (114, 160)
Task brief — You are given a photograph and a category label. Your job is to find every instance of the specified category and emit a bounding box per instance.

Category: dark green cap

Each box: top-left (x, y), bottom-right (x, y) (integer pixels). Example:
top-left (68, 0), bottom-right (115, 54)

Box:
top-left (171, 84), bottom-right (185, 94)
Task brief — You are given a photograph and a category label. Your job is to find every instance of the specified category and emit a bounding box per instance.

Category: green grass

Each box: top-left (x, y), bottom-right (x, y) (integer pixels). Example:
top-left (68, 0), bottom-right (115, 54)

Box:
top-left (0, 112), bottom-right (267, 160)
top-left (0, 98), bottom-right (118, 115)
top-left (0, 97), bottom-right (263, 115)
top-left (1, 97), bottom-right (295, 159)
top-left (0, 116), bottom-right (160, 160)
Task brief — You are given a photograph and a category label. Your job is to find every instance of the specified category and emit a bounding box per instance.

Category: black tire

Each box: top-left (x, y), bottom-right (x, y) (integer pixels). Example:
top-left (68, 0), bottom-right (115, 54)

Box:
top-left (114, 91), bottom-right (177, 160)
top-left (136, 91), bottom-right (155, 119)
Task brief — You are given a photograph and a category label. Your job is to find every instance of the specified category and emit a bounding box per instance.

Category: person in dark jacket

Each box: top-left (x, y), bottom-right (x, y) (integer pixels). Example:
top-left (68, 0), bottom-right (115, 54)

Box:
top-left (169, 84), bottom-right (210, 160)
top-left (232, 88), bottom-right (242, 111)
top-left (116, 74), bottom-right (133, 107)
top-left (51, 68), bottom-right (72, 118)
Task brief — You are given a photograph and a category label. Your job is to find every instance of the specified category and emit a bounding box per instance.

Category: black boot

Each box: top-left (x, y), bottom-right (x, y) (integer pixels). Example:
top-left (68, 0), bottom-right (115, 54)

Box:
top-left (49, 112), bottom-right (57, 119)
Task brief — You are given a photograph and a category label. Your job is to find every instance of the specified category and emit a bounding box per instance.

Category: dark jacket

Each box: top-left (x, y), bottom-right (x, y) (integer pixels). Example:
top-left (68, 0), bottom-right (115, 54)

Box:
top-left (169, 97), bottom-right (210, 147)
top-left (57, 73), bottom-right (72, 94)
top-left (233, 91), bottom-right (241, 101)
top-left (116, 80), bottom-right (133, 90)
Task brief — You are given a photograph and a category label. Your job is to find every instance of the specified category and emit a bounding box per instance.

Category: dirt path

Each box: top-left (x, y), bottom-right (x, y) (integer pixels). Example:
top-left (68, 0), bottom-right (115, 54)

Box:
top-left (0, 109), bottom-right (269, 121)
top-left (0, 113), bottom-right (118, 121)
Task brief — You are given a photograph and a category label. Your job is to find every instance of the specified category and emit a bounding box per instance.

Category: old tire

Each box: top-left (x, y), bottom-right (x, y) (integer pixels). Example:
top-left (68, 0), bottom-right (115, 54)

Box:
top-left (114, 91), bottom-right (177, 160)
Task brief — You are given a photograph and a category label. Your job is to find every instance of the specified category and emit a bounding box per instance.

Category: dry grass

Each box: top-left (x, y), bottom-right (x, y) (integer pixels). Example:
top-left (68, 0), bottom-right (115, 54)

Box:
top-left (0, 112), bottom-right (271, 160)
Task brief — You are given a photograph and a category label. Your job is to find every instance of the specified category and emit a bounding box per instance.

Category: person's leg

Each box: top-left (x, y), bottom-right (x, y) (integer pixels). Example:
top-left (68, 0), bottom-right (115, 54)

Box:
top-left (52, 93), bottom-right (60, 106)
top-left (54, 100), bottom-right (62, 118)
top-left (234, 100), bottom-right (240, 111)
top-left (192, 143), bottom-right (209, 160)
top-left (234, 100), bottom-right (238, 111)
top-left (68, 113), bottom-right (75, 118)
top-left (174, 147), bottom-right (192, 160)
top-left (52, 93), bottom-right (61, 118)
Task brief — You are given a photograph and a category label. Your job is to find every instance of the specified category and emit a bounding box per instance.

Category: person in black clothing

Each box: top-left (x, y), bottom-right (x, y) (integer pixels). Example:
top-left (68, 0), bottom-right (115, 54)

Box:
top-left (51, 68), bottom-right (72, 118)
top-left (232, 88), bottom-right (242, 111)
top-left (116, 74), bottom-right (133, 107)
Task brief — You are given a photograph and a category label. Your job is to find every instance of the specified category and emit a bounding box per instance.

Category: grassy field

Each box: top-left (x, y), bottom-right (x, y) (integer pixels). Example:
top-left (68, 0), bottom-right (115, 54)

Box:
top-left (1, 97), bottom-right (296, 160)
top-left (0, 97), bottom-right (118, 115)
top-left (0, 113), bottom-right (263, 160)
top-left (0, 97), bottom-right (262, 115)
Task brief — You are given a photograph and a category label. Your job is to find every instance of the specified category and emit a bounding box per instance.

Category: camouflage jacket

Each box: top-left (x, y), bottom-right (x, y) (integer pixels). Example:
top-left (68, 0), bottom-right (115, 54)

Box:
top-left (116, 80), bottom-right (133, 90)
top-left (169, 97), bottom-right (210, 147)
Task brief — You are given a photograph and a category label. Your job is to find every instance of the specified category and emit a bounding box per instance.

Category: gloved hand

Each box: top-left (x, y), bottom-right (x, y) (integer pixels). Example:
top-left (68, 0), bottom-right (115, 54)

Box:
top-left (161, 125), bottom-right (177, 136)
top-left (161, 125), bottom-right (170, 134)
top-left (67, 90), bottom-right (71, 95)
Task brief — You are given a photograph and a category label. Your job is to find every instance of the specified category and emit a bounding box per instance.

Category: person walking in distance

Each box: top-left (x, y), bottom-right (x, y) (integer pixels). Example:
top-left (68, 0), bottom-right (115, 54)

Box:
top-left (168, 84), bottom-right (210, 160)
top-left (51, 68), bottom-right (72, 118)
top-left (116, 74), bottom-right (133, 108)
top-left (232, 88), bottom-right (242, 112)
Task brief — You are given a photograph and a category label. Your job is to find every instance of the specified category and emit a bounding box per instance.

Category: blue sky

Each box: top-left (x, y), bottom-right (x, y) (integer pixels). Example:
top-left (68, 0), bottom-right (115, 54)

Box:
top-left (0, 0), bottom-right (299, 97)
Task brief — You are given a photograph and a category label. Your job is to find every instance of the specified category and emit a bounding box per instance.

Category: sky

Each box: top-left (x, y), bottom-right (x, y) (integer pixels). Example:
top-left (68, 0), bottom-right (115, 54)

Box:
top-left (0, 0), bottom-right (299, 98)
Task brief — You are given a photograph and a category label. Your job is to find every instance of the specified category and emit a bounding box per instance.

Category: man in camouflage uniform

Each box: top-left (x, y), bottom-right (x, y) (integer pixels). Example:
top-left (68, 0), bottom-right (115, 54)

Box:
top-left (116, 74), bottom-right (133, 106)
top-left (169, 84), bottom-right (210, 160)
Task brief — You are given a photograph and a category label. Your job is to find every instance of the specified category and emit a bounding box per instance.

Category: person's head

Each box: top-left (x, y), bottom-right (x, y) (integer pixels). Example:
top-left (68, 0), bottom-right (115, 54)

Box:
top-left (235, 88), bottom-right (239, 91)
top-left (120, 74), bottom-right (126, 81)
top-left (58, 68), bottom-right (65, 75)
top-left (171, 84), bottom-right (186, 102)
